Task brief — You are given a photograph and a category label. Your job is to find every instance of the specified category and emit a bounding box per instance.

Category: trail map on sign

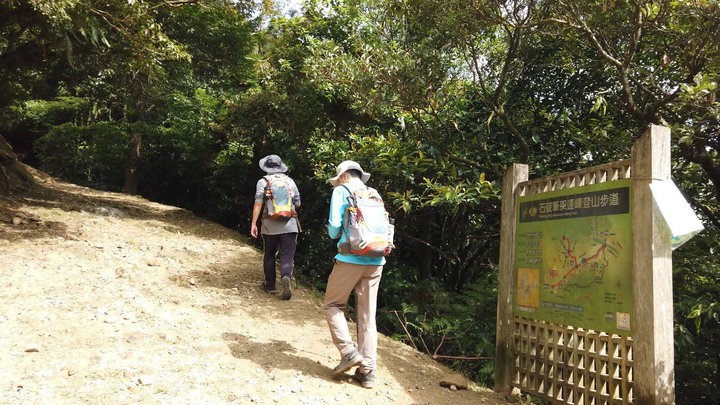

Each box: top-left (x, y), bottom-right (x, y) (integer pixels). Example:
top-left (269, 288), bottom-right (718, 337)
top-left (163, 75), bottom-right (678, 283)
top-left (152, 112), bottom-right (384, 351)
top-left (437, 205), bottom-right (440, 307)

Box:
top-left (514, 180), bottom-right (633, 335)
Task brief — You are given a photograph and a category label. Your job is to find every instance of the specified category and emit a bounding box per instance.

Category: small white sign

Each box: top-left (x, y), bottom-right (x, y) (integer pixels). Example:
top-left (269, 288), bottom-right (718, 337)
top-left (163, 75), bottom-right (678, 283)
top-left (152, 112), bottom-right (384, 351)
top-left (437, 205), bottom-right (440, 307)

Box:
top-left (649, 180), bottom-right (704, 250)
top-left (616, 312), bottom-right (631, 331)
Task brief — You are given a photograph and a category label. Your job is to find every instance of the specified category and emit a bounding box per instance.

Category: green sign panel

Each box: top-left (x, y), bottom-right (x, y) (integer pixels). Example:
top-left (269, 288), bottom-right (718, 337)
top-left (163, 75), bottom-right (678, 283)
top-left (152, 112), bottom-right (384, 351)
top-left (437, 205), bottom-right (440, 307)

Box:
top-left (514, 179), bottom-right (633, 335)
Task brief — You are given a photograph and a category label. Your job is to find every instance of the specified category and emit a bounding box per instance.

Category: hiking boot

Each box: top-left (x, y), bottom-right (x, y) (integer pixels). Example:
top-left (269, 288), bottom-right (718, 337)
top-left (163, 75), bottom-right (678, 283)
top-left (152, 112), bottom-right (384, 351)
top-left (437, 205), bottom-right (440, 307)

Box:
top-left (280, 275), bottom-right (292, 300)
top-left (332, 351), bottom-right (363, 376)
top-left (352, 368), bottom-right (376, 389)
top-left (262, 280), bottom-right (277, 294)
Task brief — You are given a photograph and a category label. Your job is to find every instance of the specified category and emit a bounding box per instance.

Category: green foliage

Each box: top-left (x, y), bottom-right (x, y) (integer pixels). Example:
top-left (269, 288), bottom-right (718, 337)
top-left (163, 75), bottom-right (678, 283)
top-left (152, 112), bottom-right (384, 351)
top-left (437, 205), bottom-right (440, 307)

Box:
top-left (3, 0), bottom-right (720, 401)
top-left (378, 272), bottom-right (499, 386)
top-left (673, 229), bottom-right (720, 404)
top-left (35, 122), bottom-right (127, 189)
top-left (17, 97), bottom-right (90, 128)
top-left (157, 1), bottom-right (256, 91)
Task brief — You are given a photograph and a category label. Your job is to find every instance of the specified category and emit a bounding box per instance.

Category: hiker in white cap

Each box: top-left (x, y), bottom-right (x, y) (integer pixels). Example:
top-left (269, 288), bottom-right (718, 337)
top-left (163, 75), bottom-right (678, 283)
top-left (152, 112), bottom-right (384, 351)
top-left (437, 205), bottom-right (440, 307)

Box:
top-left (324, 160), bottom-right (385, 389)
top-left (250, 154), bottom-right (301, 300)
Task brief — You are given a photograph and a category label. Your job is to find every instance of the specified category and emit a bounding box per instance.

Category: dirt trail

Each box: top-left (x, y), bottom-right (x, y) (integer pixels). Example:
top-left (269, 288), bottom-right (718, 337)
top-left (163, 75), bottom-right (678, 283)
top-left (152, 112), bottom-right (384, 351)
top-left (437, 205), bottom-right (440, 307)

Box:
top-left (0, 169), bottom-right (515, 405)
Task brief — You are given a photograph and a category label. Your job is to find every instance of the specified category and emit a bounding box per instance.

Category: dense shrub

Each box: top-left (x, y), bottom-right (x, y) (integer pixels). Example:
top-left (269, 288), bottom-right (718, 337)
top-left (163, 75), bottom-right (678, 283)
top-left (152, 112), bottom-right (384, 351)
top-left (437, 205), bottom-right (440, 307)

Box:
top-left (35, 122), bottom-right (127, 190)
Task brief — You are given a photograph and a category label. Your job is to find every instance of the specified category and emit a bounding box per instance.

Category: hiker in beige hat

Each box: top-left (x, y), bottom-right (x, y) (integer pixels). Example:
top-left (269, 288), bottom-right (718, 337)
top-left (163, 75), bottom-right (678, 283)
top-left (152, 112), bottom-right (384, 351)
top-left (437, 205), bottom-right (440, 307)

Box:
top-left (324, 160), bottom-right (385, 388)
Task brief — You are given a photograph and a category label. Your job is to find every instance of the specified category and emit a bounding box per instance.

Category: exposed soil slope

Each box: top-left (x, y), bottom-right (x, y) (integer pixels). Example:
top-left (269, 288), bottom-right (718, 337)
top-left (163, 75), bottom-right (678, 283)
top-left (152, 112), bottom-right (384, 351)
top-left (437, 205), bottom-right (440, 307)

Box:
top-left (0, 169), bottom-right (516, 405)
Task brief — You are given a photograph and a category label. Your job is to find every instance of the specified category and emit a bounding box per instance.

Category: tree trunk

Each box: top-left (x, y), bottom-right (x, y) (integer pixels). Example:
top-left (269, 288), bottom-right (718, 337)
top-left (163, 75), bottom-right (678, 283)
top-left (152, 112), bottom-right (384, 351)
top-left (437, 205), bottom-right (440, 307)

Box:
top-left (122, 132), bottom-right (142, 195)
top-left (0, 135), bottom-right (34, 195)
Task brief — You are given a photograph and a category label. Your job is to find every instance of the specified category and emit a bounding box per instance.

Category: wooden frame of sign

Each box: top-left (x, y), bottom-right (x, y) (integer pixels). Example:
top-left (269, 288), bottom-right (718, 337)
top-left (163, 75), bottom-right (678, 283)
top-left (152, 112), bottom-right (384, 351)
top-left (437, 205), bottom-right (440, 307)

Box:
top-left (495, 125), bottom-right (674, 405)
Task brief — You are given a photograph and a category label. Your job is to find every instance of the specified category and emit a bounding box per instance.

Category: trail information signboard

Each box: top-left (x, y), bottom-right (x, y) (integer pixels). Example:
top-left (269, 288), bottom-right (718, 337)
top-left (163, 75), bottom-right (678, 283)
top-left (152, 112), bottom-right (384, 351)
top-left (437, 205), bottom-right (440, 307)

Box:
top-left (514, 179), bottom-right (633, 335)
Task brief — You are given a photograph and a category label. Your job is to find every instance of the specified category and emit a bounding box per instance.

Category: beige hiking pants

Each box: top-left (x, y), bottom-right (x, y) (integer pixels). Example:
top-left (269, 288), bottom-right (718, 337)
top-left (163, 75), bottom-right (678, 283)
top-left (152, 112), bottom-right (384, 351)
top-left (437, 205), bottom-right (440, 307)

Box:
top-left (324, 260), bottom-right (383, 373)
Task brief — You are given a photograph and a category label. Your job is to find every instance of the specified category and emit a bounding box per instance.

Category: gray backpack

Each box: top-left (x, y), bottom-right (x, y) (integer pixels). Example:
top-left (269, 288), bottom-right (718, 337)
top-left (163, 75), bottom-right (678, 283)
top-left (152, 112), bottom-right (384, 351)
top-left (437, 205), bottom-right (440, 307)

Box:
top-left (338, 185), bottom-right (394, 257)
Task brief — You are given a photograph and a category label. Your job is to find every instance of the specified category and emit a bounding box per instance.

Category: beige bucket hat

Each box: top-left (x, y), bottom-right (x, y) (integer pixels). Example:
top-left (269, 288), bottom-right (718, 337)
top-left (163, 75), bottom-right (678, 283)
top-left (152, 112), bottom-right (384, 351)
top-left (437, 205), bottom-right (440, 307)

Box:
top-left (328, 160), bottom-right (371, 187)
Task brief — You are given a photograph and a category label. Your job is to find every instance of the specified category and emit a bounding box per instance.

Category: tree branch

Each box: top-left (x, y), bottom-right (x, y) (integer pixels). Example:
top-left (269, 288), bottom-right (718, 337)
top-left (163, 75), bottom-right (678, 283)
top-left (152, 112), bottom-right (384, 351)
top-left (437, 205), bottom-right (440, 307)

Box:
top-left (392, 310), bottom-right (418, 351)
top-left (396, 231), bottom-right (460, 264)
top-left (431, 354), bottom-right (494, 361)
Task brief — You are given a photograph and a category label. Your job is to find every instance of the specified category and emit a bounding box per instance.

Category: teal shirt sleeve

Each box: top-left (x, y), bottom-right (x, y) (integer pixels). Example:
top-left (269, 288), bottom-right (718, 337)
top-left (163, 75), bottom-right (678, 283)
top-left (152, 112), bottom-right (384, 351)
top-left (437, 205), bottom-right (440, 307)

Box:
top-left (327, 186), bottom-right (347, 239)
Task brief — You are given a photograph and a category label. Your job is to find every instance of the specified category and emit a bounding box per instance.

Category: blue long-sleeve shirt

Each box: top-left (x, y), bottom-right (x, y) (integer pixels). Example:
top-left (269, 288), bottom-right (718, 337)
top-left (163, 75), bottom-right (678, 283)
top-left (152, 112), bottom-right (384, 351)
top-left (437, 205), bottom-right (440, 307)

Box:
top-left (328, 178), bottom-right (386, 266)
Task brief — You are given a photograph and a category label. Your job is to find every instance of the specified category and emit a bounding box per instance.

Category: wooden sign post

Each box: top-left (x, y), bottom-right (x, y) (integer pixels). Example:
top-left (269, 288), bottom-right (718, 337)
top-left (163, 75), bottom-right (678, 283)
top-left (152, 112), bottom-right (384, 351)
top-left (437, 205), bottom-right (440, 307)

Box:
top-left (631, 125), bottom-right (674, 404)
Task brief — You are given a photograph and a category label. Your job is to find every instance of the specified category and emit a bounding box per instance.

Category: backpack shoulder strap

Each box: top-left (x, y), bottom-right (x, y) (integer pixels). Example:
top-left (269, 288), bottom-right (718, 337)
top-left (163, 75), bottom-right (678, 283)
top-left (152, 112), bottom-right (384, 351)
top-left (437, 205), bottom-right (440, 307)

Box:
top-left (340, 184), bottom-right (365, 203)
top-left (262, 175), bottom-right (274, 189)
top-left (340, 184), bottom-right (370, 193)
